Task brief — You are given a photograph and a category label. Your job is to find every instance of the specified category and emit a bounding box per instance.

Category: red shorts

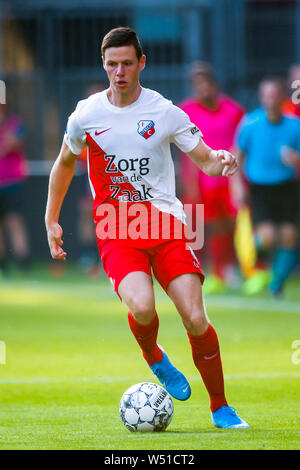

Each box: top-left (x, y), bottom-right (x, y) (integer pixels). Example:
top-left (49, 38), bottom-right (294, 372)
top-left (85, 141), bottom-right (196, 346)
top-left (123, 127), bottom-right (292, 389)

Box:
top-left (201, 184), bottom-right (237, 223)
top-left (98, 238), bottom-right (205, 296)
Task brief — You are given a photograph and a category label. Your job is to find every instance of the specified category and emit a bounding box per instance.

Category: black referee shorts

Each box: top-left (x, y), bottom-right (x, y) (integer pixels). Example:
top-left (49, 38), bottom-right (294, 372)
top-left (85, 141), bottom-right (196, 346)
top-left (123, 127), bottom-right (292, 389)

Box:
top-left (249, 180), bottom-right (299, 226)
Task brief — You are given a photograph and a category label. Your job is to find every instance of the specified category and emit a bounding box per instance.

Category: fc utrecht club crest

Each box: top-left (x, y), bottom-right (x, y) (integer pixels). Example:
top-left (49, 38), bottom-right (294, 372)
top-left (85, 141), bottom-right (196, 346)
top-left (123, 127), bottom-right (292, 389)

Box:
top-left (137, 120), bottom-right (155, 139)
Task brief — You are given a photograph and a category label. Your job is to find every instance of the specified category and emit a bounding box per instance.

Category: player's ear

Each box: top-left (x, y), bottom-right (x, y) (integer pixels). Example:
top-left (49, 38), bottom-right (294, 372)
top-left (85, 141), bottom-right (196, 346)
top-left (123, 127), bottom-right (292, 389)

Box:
top-left (139, 54), bottom-right (146, 72)
top-left (102, 55), bottom-right (106, 71)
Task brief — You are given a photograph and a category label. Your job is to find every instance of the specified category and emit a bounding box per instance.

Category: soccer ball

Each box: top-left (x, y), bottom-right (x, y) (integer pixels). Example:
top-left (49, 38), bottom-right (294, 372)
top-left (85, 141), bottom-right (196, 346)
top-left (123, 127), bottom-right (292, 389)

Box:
top-left (119, 382), bottom-right (174, 432)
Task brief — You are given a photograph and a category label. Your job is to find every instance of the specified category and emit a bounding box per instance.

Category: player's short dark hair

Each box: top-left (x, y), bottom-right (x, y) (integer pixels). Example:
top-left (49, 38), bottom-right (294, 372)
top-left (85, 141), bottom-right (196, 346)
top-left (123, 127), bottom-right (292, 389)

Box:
top-left (101, 27), bottom-right (143, 60)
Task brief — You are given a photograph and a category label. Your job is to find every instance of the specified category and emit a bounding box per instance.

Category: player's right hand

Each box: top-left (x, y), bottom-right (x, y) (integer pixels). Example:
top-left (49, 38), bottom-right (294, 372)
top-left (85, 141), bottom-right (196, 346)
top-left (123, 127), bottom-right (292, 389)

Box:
top-left (46, 222), bottom-right (67, 261)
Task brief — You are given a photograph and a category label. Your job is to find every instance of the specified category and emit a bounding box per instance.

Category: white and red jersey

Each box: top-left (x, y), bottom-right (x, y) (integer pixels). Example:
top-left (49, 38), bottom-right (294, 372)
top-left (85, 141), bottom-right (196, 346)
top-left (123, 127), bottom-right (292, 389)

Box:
top-left (64, 87), bottom-right (201, 247)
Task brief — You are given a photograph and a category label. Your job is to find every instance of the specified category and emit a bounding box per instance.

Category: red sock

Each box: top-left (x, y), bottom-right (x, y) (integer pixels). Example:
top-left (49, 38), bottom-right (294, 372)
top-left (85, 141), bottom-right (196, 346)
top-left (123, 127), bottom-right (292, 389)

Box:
top-left (187, 324), bottom-right (228, 412)
top-left (128, 312), bottom-right (163, 367)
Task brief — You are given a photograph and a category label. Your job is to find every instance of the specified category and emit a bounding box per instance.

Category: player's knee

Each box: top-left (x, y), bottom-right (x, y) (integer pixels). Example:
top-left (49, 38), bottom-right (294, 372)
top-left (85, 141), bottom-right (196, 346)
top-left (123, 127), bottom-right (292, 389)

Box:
top-left (182, 310), bottom-right (208, 336)
top-left (257, 225), bottom-right (276, 249)
top-left (127, 296), bottom-right (156, 325)
top-left (280, 225), bottom-right (298, 248)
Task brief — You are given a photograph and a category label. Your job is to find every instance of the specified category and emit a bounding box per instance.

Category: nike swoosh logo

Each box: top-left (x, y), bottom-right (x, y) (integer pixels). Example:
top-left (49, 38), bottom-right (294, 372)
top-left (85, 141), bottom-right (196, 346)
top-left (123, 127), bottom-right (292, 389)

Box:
top-left (183, 386), bottom-right (189, 393)
top-left (95, 128), bottom-right (111, 136)
top-left (203, 351), bottom-right (219, 360)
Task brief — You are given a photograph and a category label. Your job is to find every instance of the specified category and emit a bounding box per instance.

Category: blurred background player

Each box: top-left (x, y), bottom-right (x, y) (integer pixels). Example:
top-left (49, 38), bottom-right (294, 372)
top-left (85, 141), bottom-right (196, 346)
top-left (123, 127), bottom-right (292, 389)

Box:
top-left (0, 103), bottom-right (30, 276)
top-left (179, 62), bottom-right (245, 293)
top-left (235, 76), bottom-right (300, 297)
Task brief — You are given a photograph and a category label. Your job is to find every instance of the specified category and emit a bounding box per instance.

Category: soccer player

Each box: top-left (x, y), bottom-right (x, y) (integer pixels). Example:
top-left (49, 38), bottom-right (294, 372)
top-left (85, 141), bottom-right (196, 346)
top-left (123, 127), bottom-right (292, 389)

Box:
top-left (179, 62), bottom-right (245, 293)
top-left (45, 27), bottom-right (249, 429)
top-left (235, 77), bottom-right (300, 296)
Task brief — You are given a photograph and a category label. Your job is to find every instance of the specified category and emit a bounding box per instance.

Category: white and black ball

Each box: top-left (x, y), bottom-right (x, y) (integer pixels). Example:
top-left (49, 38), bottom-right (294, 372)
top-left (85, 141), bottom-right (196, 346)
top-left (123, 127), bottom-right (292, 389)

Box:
top-left (119, 382), bottom-right (174, 432)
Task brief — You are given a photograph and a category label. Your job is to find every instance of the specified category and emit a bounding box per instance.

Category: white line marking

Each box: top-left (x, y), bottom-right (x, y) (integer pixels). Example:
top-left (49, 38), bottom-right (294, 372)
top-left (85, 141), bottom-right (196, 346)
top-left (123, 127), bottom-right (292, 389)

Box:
top-left (0, 373), bottom-right (299, 385)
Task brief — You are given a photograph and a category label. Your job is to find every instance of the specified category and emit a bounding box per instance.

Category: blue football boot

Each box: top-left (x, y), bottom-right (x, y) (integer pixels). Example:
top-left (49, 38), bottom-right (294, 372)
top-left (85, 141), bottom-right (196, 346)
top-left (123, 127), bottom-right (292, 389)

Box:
top-left (149, 349), bottom-right (191, 401)
top-left (211, 405), bottom-right (250, 429)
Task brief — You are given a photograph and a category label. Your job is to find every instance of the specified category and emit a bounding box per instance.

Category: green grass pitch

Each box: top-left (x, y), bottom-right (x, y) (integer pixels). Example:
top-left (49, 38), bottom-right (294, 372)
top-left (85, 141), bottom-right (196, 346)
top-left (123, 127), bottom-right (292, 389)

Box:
top-left (0, 267), bottom-right (299, 450)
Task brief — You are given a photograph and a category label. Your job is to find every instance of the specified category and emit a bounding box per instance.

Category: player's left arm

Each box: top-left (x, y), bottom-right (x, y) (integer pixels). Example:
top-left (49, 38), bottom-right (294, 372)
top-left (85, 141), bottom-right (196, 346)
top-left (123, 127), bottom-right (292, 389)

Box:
top-left (187, 138), bottom-right (239, 177)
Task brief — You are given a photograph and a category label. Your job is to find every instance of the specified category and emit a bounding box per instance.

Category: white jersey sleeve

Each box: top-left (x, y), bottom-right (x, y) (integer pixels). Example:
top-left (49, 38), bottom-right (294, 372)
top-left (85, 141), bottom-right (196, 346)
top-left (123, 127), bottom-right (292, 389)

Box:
top-left (167, 104), bottom-right (202, 152)
top-left (64, 105), bottom-right (87, 155)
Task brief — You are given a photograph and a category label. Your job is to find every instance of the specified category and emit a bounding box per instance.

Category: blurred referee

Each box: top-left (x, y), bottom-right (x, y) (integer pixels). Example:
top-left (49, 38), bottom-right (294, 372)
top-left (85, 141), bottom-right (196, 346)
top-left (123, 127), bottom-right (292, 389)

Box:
top-left (236, 77), bottom-right (300, 297)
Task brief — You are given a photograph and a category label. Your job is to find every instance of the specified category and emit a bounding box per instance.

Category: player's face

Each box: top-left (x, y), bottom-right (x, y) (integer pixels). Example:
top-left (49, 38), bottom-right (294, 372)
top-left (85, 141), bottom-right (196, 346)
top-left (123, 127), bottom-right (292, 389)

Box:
top-left (259, 82), bottom-right (285, 112)
top-left (193, 75), bottom-right (217, 102)
top-left (103, 46), bottom-right (145, 95)
top-left (288, 65), bottom-right (300, 85)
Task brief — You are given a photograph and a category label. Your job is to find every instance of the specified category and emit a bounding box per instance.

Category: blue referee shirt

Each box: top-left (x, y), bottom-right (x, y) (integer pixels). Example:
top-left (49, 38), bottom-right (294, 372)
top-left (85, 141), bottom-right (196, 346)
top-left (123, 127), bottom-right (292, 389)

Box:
top-left (236, 108), bottom-right (300, 185)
